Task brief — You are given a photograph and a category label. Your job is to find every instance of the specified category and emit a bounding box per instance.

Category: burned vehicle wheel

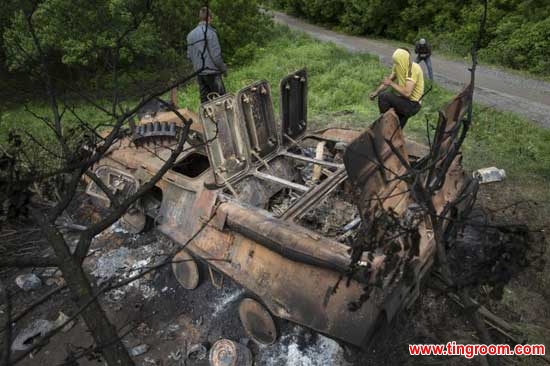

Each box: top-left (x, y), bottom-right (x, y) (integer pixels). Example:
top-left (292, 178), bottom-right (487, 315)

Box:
top-left (238, 298), bottom-right (278, 345)
top-left (172, 249), bottom-right (200, 290)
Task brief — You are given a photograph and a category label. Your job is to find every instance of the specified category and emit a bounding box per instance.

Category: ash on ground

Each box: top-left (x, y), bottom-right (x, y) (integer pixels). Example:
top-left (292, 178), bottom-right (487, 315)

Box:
top-left (4, 195), bottom-right (547, 366)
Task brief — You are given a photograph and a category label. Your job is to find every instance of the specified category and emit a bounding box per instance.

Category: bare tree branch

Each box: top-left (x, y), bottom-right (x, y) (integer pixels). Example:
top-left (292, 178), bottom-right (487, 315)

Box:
top-left (0, 281), bottom-right (12, 366)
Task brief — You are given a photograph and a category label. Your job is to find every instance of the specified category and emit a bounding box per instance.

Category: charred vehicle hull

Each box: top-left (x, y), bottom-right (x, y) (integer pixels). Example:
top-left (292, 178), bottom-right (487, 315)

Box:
top-left (86, 70), bottom-right (475, 347)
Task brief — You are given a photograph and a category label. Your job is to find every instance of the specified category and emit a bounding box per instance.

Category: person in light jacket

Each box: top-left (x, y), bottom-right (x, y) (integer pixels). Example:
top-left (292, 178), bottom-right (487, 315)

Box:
top-left (187, 6), bottom-right (227, 103)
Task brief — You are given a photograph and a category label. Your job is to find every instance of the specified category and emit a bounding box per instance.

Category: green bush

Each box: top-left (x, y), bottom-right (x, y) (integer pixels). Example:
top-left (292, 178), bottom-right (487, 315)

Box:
top-left (484, 17), bottom-right (550, 74)
top-left (1, 0), bottom-right (273, 75)
top-left (270, 0), bottom-right (550, 76)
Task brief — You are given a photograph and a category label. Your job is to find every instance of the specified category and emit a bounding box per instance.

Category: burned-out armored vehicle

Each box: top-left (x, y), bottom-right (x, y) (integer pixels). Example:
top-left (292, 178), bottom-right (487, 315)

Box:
top-left (86, 70), bottom-right (476, 346)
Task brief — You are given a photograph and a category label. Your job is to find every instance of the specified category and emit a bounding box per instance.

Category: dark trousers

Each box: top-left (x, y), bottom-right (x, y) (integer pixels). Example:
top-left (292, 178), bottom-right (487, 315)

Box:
top-left (378, 91), bottom-right (421, 128)
top-left (198, 73), bottom-right (226, 103)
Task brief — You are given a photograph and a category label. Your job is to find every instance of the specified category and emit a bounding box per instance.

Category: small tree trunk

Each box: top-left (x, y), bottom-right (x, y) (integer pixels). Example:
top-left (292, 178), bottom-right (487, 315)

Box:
top-left (40, 221), bottom-right (135, 366)
top-left (60, 259), bottom-right (135, 366)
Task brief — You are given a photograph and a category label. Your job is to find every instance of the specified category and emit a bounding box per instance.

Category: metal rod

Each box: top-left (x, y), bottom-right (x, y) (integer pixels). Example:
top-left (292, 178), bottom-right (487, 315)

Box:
top-left (281, 151), bottom-right (342, 169)
top-left (217, 171), bottom-right (238, 196)
top-left (251, 150), bottom-right (273, 174)
top-left (252, 171), bottom-right (309, 192)
top-left (282, 167), bottom-right (348, 221)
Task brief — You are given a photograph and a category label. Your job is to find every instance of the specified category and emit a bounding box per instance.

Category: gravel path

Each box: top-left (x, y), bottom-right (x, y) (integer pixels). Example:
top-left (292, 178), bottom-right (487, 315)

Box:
top-left (272, 11), bottom-right (550, 128)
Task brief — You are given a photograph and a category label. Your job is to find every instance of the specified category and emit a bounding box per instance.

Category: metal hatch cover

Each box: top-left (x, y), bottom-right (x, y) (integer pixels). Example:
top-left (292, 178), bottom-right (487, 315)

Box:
top-left (200, 94), bottom-right (249, 186)
top-left (343, 111), bottom-right (410, 217)
top-left (280, 69), bottom-right (307, 144)
top-left (236, 81), bottom-right (279, 161)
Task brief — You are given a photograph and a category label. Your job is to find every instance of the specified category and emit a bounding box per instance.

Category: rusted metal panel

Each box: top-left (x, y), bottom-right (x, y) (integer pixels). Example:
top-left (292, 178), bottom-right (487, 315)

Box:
top-left (343, 110), bottom-right (410, 218)
top-left (428, 85), bottom-right (472, 186)
top-left (200, 95), bottom-right (249, 186)
top-left (236, 81), bottom-right (279, 160)
top-left (280, 69), bottom-right (307, 144)
top-left (316, 128), bottom-right (361, 144)
top-left (220, 201), bottom-right (363, 275)
top-left (179, 225), bottom-right (382, 346)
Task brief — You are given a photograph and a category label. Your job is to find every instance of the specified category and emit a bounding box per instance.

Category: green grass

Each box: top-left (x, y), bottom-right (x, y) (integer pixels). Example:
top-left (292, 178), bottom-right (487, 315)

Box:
top-left (2, 26), bottom-right (550, 206)
top-left (179, 27), bottom-right (550, 186)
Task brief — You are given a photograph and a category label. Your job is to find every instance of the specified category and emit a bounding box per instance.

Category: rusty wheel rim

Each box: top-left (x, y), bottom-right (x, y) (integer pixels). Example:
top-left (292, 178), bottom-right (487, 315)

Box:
top-left (209, 339), bottom-right (239, 366)
top-left (238, 298), bottom-right (277, 345)
top-left (172, 250), bottom-right (199, 290)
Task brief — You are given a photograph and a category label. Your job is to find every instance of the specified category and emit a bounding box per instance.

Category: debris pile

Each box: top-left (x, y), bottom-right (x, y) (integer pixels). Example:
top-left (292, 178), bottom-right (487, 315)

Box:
top-left (15, 273), bottom-right (42, 291)
top-left (88, 232), bottom-right (172, 301)
top-left (257, 326), bottom-right (350, 366)
top-left (449, 214), bottom-right (543, 298)
top-left (297, 187), bottom-right (359, 242)
top-left (11, 312), bottom-right (75, 352)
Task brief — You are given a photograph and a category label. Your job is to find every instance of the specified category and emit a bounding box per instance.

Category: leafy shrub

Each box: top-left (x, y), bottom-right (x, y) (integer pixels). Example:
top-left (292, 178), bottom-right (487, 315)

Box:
top-left (269, 0), bottom-right (550, 76)
top-left (2, 0), bottom-right (273, 75)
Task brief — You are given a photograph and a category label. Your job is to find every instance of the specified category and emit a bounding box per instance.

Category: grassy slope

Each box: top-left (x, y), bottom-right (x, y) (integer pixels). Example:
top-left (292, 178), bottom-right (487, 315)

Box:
top-left (179, 27), bottom-right (550, 198)
top-left (2, 26), bottom-right (549, 203)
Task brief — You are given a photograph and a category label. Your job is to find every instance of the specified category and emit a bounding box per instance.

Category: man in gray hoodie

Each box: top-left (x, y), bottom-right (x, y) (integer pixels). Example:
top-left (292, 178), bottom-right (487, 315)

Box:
top-left (187, 7), bottom-right (228, 103)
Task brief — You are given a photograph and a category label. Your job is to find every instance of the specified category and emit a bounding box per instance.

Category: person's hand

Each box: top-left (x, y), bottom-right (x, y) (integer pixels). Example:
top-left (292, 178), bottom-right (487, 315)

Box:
top-left (382, 78), bottom-right (392, 86)
top-left (369, 92), bottom-right (378, 101)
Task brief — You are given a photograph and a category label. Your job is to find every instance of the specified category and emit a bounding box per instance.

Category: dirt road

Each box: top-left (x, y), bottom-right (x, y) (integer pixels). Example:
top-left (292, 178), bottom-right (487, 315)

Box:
top-left (272, 11), bottom-right (550, 128)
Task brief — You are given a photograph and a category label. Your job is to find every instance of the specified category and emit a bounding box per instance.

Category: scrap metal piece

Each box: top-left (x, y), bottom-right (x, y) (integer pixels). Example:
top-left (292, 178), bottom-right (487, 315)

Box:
top-left (238, 298), bottom-right (277, 345)
top-left (427, 84), bottom-right (472, 189)
top-left (281, 167), bottom-right (347, 221)
top-left (172, 249), bottom-right (200, 290)
top-left (252, 171), bottom-right (309, 193)
top-left (86, 166), bottom-right (139, 206)
top-left (235, 158), bottom-right (296, 208)
top-left (209, 339), bottom-right (253, 366)
top-left (120, 207), bottom-right (147, 234)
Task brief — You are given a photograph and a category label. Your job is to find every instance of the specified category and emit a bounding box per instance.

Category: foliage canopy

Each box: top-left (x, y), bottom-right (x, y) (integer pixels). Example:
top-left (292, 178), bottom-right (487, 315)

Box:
top-left (0, 0), bottom-right (272, 76)
top-left (271, 0), bottom-right (550, 75)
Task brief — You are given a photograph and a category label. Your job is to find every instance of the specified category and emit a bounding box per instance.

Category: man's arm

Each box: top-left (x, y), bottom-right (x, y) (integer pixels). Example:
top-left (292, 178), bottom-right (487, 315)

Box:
top-left (207, 30), bottom-right (227, 74)
top-left (186, 44), bottom-right (192, 62)
top-left (185, 33), bottom-right (191, 61)
top-left (389, 79), bottom-right (415, 98)
top-left (369, 72), bottom-right (395, 100)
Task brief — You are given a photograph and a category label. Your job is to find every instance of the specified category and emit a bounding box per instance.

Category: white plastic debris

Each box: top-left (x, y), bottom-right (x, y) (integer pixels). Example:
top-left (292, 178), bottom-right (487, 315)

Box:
top-left (55, 312), bottom-right (75, 333)
top-left (15, 274), bottom-right (42, 291)
top-left (130, 344), bottom-right (150, 356)
top-left (11, 319), bottom-right (54, 351)
top-left (473, 167), bottom-right (506, 184)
